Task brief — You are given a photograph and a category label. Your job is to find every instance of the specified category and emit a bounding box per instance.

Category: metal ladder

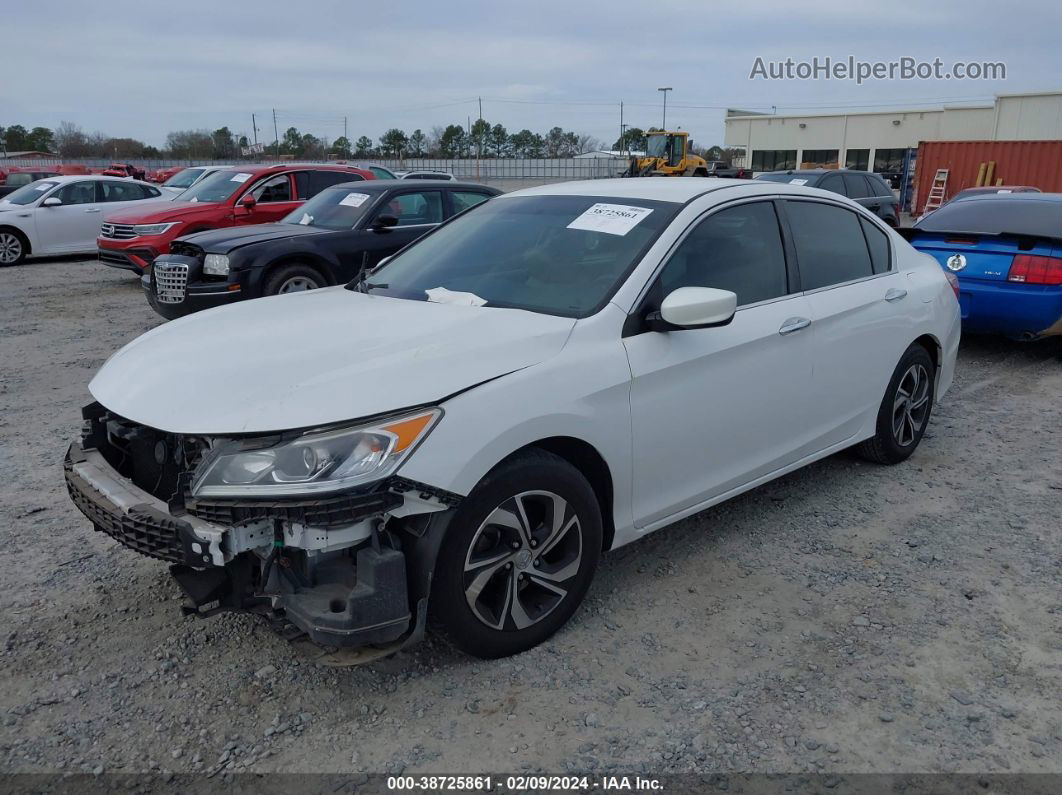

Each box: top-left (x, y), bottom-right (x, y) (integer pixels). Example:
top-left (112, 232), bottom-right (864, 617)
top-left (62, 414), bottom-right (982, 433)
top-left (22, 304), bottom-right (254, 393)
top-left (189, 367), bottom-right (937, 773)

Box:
top-left (923, 168), bottom-right (949, 214)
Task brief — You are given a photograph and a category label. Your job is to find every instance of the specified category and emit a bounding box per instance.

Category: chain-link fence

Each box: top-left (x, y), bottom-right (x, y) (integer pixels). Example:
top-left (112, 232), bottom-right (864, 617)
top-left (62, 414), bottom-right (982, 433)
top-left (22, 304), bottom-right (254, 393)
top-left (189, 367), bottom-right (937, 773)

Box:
top-left (1, 156), bottom-right (630, 188)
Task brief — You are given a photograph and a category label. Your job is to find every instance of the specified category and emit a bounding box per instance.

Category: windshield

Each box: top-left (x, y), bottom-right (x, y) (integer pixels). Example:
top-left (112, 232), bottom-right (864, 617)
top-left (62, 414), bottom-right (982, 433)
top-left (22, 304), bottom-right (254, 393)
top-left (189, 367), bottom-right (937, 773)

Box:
top-left (645, 135), bottom-right (669, 158)
top-left (2, 180), bottom-right (59, 205)
top-left (280, 187), bottom-right (376, 230)
top-left (163, 168), bottom-right (207, 189)
top-left (175, 170), bottom-right (256, 203)
top-left (364, 194), bottom-right (679, 318)
top-left (915, 197), bottom-right (1062, 238)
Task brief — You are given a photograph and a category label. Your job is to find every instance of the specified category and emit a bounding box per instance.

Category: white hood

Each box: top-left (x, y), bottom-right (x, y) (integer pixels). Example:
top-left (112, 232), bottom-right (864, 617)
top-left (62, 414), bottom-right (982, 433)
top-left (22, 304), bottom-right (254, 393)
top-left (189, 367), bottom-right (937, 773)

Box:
top-left (90, 288), bottom-right (576, 435)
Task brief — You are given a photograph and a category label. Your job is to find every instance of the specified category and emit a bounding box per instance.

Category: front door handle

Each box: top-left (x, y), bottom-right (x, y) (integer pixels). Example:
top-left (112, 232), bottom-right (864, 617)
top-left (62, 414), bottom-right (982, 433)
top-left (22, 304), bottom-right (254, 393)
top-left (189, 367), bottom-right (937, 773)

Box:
top-left (84, 208), bottom-right (102, 213)
top-left (778, 317), bottom-right (811, 335)
top-left (884, 288), bottom-right (908, 302)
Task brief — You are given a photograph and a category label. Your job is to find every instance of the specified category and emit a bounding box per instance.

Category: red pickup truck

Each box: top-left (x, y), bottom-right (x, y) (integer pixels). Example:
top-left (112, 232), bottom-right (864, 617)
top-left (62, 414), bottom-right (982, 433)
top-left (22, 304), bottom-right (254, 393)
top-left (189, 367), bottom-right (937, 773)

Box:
top-left (97, 163), bottom-right (375, 271)
top-left (101, 162), bottom-right (148, 180)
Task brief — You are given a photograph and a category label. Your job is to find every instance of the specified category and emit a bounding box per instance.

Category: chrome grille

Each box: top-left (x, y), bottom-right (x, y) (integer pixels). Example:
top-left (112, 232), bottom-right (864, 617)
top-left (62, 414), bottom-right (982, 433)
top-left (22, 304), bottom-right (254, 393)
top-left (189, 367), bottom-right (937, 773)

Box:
top-left (154, 261), bottom-right (188, 304)
top-left (100, 222), bottom-right (137, 239)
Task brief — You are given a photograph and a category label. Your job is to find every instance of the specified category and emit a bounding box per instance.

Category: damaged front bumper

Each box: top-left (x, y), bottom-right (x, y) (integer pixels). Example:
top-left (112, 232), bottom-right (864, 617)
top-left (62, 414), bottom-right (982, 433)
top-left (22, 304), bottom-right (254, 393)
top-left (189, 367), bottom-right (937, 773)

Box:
top-left (64, 431), bottom-right (459, 652)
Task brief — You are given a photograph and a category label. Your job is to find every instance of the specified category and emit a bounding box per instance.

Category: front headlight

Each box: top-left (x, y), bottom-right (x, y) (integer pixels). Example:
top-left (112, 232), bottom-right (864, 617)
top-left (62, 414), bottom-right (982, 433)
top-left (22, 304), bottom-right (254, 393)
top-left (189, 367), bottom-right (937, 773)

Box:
top-left (132, 222), bottom-right (179, 236)
top-left (203, 253), bottom-right (229, 276)
top-left (191, 408), bottom-right (441, 498)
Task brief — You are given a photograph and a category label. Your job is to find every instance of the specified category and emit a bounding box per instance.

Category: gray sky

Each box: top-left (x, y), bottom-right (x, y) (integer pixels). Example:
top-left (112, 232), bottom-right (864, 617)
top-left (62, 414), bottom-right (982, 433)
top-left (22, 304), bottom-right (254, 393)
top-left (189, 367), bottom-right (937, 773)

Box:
top-left (5, 0), bottom-right (1058, 150)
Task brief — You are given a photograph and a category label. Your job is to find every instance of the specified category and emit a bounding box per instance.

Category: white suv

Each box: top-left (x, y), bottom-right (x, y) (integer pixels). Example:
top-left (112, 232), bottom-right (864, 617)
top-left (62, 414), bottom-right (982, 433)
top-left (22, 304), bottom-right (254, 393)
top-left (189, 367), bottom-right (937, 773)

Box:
top-left (66, 178), bottom-right (960, 658)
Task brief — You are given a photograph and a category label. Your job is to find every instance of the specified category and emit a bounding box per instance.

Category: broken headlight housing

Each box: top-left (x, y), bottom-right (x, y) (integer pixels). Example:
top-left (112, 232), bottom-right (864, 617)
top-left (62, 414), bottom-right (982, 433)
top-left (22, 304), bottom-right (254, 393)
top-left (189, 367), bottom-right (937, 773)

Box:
top-left (191, 409), bottom-right (441, 498)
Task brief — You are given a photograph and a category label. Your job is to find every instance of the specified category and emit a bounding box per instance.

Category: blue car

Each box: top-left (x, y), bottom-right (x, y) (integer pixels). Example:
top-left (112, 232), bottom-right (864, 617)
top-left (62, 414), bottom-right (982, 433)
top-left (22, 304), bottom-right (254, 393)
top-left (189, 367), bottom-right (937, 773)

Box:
top-left (908, 193), bottom-right (1062, 340)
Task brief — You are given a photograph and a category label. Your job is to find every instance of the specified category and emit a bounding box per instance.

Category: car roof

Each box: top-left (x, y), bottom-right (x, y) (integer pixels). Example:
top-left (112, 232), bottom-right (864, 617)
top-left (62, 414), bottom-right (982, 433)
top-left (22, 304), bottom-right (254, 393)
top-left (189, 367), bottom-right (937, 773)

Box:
top-left (760, 168), bottom-right (882, 178)
top-left (325, 179), bottom-right (499, 192)
top-left (943, 191), bottom-right (1062, 204)
top-left (32, 174), bottom-right (155, 184)
top-left (505, 176), bottom-right (841, 203)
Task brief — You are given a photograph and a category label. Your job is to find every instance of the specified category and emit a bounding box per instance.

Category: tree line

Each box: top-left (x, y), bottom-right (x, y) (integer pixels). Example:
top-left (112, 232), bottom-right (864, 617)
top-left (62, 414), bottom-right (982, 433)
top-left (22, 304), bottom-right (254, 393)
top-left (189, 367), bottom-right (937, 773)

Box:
top-left (2, 119), bottom-right (733, 161)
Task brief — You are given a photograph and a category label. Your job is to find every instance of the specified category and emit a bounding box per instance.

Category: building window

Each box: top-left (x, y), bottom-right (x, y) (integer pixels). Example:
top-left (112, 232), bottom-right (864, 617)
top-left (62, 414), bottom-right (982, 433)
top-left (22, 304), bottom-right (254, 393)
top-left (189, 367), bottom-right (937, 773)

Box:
top-left (750, 150), bottom-right (797, 172)
top-left (845, 149), bottom-right (869, 171)
top-left (873, 148), bottom-right (907, 174)
top-left (800, 149), bottom-right (839, 168)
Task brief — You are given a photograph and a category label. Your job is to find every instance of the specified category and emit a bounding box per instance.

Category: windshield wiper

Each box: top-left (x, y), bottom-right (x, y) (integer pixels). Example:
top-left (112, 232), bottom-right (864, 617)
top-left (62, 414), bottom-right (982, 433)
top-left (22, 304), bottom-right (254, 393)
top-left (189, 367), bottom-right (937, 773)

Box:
top-left (350, 251), bottom-right (388, 293)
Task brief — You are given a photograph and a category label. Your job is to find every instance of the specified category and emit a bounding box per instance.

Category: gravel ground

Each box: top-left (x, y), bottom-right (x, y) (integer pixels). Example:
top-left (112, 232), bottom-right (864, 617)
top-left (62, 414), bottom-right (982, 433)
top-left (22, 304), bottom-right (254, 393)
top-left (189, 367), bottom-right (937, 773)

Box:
top-left (1, 257), bottom-right (1060, 779)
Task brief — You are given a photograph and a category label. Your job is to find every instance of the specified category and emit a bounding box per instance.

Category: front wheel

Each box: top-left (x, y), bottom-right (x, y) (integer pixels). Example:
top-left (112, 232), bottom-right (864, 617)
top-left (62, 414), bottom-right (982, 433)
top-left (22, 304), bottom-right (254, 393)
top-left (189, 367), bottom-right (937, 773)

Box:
top-left (857, 343), bottom-right (935, 464)
top-left (263, 263), bottom-right (326, 295)
top-left (430, 450), bottom-right (602, 658)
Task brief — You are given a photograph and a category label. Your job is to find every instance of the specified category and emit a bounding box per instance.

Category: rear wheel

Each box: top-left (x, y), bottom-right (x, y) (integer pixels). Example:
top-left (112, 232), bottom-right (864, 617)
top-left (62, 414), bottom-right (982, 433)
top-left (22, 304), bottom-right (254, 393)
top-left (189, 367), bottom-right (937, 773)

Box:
top-left (263, 263), bottom-right (326, 295)
top-left (857, 343), bottom-right (935, 464)
top-left (0, 229), bottom-right (28, 266)
top-left (430, 450), bottom-right (602, 658)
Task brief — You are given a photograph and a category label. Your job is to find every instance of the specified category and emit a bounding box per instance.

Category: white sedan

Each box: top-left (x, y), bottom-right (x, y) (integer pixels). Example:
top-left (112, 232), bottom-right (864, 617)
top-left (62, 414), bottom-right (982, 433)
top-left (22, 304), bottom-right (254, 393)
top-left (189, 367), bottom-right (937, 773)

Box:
top-left (68, 178), bottom-right (960, 659)
top-left (0, 175), bottom-right (164, 264)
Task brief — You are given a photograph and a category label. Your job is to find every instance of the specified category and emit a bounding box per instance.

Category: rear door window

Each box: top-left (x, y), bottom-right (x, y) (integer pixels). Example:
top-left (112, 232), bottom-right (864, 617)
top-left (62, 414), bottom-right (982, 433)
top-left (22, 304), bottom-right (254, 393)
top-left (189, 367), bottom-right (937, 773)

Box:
top-left (101, 181), bottom-right (149, 202)
top-left (786, 200), bottom-right (874, 290)
top-left (307, 170), bottom-right (362, 197)
top-left (843, 174), bottom-right (873, 199)
top-left (818, 174), bottom-right (846, 197)
top-left (450, 190), bottom-right (492, 214)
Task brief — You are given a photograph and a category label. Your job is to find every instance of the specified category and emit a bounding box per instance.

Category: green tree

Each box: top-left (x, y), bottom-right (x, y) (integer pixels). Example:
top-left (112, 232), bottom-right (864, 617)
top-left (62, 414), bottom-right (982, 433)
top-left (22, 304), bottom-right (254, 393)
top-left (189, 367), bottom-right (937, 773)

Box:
top-left (613, 126), bottom-right (646, 152)
top-left (469, 118), bottom-right (490, 157)
top-left (211, 126), bottom-right (236, 159)
top-left (354, 136), bottom-right (374, 156)
top-left (438, 124), bottom-right (466, 158)
top-left (332, 136), bottom-right (352, 157)
top-left (281, 127), bottom-right (302, 154)
top-left (408, 129), bottom-right (426, 156)
top-left (544, 126), bottom-right (566, 158)
top-left (3, 124), bottom-right (28, 150)
top-left (489, 124), bottom-right (509, 157)
top-left (379, 128), bottom-right (408, 157)
top-left (166, 129), bottom-right (213, 158)
top-left (28, 126), bottom-right (54, 152)
top-left (300, 133), bottom-right (324, 158)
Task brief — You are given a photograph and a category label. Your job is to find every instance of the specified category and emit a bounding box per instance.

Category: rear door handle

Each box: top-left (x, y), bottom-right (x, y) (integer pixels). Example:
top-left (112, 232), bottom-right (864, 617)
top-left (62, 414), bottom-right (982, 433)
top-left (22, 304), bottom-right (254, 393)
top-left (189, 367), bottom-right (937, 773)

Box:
top-left (884, 288), bottom-right (908, 302)
top-left (778, 317), bottom-right (811, 335)
top-left (84, 208), bottom-right (102, 213)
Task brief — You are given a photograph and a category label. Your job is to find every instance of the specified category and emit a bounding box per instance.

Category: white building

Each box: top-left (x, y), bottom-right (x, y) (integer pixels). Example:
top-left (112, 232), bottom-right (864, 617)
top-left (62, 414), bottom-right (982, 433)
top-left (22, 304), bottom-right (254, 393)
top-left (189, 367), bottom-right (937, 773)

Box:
top-left (723, 90), bottom-right (1062, 175)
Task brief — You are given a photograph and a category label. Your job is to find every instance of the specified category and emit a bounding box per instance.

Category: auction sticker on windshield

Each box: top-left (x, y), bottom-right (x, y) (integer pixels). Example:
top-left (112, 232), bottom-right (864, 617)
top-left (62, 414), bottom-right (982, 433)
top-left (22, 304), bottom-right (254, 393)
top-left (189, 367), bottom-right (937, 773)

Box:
top-left (339, 192), bottom-right (371, 208)
top-left (567, 203), bottom-right (653, 236)
top-left (789, 178), bottom-right (809, 185)
top-left (230, 173), bottom-right (252, 183)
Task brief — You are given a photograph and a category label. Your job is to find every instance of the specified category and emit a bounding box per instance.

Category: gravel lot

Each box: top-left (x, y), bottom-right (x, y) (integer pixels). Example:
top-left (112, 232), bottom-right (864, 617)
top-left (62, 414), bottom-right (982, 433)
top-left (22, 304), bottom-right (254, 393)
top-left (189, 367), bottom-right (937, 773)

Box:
top-left (1, 257), bottom-right (1060, 779)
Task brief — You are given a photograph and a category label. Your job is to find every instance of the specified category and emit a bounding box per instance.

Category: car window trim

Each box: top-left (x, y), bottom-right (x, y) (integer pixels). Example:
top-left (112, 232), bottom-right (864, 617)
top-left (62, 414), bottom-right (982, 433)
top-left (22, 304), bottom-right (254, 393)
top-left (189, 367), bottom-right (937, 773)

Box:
top-left (781, 196), bottom-right (894, 293)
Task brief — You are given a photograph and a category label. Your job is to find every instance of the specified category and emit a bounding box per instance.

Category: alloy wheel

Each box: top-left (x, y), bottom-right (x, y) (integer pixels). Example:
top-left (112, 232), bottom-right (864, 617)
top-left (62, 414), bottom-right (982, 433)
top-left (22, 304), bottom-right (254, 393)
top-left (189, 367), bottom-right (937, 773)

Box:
top-left (892, 363), bottom-right (931, 447)
top-left (463, 490), bottom-right (583, 631)
top-left (0, 233), bottom-right (22, 264)
top-left (278, 276), bottom-right (319, 293)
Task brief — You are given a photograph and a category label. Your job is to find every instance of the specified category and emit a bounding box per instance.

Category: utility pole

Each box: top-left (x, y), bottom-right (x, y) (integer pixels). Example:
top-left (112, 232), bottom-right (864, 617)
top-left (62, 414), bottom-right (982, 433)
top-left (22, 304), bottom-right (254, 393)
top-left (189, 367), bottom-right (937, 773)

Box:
top-left (658, 87), bottom-right (672, 130)
top-left (272, 108), bottom-right (280, 160)
top-left (251, 113), bottom-right (258, 145)
top-left (476, 97), bottom-right (483, 179)
top-left (344, 116), bottom-right (348, 140)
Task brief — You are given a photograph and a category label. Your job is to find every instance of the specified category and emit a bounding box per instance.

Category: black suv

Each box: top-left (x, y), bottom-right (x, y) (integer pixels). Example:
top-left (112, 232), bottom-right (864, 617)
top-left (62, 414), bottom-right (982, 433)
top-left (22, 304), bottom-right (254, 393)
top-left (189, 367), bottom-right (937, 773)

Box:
top-left (755, 169), bottom-right (900, 226)
top-left (144, 180), bottom-right (500, 319)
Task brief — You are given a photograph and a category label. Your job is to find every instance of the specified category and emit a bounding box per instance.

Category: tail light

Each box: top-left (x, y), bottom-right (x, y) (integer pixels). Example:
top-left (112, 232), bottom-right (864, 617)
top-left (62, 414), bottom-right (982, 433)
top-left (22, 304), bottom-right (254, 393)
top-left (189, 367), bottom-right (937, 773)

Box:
top-left (1007, 254), bottom-right (1062, 285)
top-left (944, 271), bottom-right (961, 300)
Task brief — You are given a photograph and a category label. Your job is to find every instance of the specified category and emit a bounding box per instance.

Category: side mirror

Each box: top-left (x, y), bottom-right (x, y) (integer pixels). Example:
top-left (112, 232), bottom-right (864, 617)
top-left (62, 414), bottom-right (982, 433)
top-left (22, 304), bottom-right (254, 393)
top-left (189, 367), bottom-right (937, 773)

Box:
top-left (648, 286), bottom-right (737, 331)
top-left (239, 194), bottom-right (257, 210)
top-left (41, 197), bottom-right (62, 207)
top-left (372, 213), bottom-right (399, 231)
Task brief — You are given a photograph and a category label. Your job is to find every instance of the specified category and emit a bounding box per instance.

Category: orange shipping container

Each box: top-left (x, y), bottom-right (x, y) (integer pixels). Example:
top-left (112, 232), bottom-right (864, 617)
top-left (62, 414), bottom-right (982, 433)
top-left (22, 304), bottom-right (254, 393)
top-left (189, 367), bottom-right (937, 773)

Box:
top-left (913, 140), bottom-right (1062, 216)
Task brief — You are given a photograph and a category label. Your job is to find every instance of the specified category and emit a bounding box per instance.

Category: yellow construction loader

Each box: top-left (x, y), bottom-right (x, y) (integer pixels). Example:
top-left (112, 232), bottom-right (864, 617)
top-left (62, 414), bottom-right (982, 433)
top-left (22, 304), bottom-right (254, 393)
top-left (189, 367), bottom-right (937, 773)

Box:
top-left (624, 131), bottom-right (750, 178)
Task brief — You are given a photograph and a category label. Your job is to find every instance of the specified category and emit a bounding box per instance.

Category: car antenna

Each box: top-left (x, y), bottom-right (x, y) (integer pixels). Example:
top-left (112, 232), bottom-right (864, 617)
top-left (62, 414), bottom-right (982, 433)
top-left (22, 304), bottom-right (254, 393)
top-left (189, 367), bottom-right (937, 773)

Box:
top-left (352, 251), bottom-right (387, 293)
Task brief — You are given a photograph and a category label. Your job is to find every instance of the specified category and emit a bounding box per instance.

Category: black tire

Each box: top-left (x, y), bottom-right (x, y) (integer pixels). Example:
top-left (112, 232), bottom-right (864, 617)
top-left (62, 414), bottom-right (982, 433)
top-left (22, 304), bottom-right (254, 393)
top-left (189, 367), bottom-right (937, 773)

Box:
top-left (430, 449), bottom-right (602, 658)
top-left (857, 343), bottom-right (936, 464)
top-left (263, 263), bottom-right (326, 296)
top-left (0, 228), bottom-right (28, 266)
